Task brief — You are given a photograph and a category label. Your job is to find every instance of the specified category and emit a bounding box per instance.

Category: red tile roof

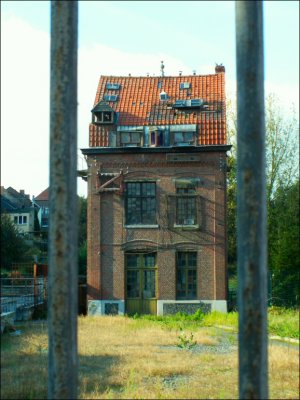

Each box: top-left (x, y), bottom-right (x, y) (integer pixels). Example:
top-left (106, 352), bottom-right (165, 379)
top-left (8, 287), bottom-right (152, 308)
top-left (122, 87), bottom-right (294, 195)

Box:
top-left (89, 67), bottom-right (226, 146)
top-left (35, 187), bottom-right (49, 201)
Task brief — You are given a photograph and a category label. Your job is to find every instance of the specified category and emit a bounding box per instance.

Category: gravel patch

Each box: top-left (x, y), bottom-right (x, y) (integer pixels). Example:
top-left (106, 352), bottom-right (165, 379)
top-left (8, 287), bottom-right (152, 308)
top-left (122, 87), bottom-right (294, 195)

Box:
top-left (160, 333), bottom-right (238, 355)
top-left (161, 374), bottom-right (189, 390)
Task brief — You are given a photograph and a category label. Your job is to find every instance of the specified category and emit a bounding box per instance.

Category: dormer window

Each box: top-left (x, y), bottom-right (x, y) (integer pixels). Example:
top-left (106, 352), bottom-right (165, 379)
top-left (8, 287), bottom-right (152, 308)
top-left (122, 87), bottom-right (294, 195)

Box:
top-left (173, 99), bottom-right (204, 109)
top-left (92, 100), bottom-right (115, 125)
top-left (94, 111), bottom-right (113, 124)
top-left (160, 91), bottom-right (168, 101)
top-left (180, 82), bottom-right (191, 90)
top-left (174, 131), bottom-right (195, 146)
top-left (170, 125), bottom-right (197, 146)
top-left (120, 131), bottom-right (141, 147)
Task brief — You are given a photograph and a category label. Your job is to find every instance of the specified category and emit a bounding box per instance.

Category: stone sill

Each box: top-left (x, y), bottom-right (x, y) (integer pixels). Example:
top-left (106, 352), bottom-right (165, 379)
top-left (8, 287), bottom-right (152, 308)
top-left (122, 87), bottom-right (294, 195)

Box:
top-left (173, 224), bottom-right (199, 230)
top-left (125, 224), bottom-right (159, 229)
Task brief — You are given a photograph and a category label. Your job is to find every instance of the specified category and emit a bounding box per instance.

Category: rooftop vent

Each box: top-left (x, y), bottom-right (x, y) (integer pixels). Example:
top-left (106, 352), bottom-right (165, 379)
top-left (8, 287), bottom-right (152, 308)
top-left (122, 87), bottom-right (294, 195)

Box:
top-left (173, 99), bottom-right (204, 109)
top-left (160, 91), bottom-right (168, 101)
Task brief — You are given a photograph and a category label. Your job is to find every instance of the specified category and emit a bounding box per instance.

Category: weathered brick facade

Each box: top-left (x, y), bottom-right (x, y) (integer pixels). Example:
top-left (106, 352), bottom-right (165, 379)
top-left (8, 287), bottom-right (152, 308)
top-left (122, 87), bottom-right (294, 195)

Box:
top-left (82, 67), bottom-right (230, 315)
top-left (83, 147), bottom-right (229, 314)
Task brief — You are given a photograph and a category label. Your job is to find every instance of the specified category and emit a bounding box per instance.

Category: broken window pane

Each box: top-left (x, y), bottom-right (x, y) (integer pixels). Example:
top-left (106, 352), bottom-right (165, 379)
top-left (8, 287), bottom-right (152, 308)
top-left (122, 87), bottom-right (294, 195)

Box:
top-left (126, 182), bottom-right (156, 225)
top-left (176, 252), bottom-right (197, 299)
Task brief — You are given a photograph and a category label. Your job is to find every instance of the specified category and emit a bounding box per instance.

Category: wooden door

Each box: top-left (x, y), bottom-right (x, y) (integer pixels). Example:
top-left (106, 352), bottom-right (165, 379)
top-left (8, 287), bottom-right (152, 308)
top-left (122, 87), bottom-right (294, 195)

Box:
top-left (125, 253), bottom-right (157, 315)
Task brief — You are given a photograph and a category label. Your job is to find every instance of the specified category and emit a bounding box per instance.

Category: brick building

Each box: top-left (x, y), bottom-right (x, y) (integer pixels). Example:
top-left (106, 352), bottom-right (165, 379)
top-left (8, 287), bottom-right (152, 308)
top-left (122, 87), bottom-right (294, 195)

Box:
top-left (81, 64), bottom-right (231, 315)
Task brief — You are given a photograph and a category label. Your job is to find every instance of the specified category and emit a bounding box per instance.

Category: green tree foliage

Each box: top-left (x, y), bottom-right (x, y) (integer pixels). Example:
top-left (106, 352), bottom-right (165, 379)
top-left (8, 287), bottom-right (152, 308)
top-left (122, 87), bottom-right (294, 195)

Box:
top-left (226, 98), bottom-right (238, 279)
top-left (78, 196), bottom-right (87, 275)
top-left (265, 94), bottom-right (299, 204)
top-left (268, 181), bottom-right (300, 306)
top-left (227, 155), bottom-right (237, 277)
top-left (226, 94), bottom-right (299, 306)
top-left (0, 213), bottom-right (32, 270)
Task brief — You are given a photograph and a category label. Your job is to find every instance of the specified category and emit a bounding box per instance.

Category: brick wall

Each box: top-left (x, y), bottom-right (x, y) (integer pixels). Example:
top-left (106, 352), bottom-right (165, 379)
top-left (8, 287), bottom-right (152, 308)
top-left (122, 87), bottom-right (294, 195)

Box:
top-left (86, 149), bottom-right (227, 304)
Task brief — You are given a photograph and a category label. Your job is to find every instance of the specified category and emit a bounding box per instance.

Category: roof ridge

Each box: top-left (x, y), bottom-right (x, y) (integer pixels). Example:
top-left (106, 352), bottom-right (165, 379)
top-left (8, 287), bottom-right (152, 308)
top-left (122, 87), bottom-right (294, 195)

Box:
top-left (99, 74), bottom-right (221, 78)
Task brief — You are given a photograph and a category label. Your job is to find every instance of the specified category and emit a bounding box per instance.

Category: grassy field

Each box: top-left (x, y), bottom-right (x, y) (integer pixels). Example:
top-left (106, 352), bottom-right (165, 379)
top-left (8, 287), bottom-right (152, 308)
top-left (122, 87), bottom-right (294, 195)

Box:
top-left (134, 307), bottom-right (299, 338)
top-left (1, 313), bottom-right (299, 399)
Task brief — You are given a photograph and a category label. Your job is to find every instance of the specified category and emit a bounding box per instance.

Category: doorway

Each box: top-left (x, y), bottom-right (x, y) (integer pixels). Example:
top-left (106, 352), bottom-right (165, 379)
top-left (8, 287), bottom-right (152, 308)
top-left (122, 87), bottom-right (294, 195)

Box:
top-left (125, 252), bottom-right (157, 315)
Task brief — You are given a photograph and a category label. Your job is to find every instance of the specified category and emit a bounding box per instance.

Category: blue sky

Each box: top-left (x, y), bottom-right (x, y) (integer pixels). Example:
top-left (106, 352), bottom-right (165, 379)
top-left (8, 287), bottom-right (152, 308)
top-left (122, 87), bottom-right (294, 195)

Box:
top-left (1, 1), bottom-right (299, 197)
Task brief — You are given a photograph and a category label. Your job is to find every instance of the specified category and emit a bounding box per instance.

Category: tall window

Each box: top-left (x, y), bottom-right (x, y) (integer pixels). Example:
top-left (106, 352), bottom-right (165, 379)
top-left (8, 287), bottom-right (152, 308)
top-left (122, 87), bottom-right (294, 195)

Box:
top-left (126, 182), bottom-right (156, 225)
top-left (176, 186), bottom-right (196, 225)
top-left (176, 252), bottom-right (197, 299)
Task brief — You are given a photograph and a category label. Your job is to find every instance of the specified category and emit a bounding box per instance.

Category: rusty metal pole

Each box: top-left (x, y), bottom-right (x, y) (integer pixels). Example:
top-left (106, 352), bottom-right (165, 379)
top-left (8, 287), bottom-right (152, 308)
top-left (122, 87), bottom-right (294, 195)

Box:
top-left (235, 1), bottom-right (268, 399)
top-left (48, 1), bottom-right (78, 399)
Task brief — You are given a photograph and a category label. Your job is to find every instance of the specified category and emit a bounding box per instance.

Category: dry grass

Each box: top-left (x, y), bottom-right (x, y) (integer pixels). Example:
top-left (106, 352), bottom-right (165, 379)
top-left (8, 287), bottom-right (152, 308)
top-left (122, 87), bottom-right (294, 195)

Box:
top-left (1, 316), bottom-right (299, 399)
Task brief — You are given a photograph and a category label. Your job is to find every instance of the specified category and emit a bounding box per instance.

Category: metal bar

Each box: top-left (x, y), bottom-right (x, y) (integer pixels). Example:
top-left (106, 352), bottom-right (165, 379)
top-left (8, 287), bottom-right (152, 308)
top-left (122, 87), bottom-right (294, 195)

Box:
top-left (48, 2), bottom-right (78, 399)
top-left (235, 2), bottom-right (268, 399)
top-left (98, 172), bottom-right (122, 191)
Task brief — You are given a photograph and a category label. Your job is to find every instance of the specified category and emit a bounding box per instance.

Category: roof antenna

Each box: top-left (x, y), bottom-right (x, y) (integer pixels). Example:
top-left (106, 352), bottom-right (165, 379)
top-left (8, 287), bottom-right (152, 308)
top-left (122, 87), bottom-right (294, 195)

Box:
top-left (179, 71), bottom-right (182, 76)
top-left (160, 60), bottom-right (165, 77)
top-left (193, 70), bottom-right (196, 75)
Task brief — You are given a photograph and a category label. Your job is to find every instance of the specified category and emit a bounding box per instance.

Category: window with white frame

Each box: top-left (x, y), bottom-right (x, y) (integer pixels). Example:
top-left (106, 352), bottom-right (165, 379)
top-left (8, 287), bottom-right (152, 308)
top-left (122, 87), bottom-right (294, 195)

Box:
top-left (13, 215), bottom-right (28, 225)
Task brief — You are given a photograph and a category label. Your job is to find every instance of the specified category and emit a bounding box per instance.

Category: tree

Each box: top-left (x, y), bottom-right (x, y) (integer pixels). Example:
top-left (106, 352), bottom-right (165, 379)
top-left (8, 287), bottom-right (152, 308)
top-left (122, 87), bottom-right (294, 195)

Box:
top-left (268, 181), bottom-right (300, 306)
top-left (0, 213), bottom-right (33, 270)
top-left (226, 98), bottom-right (238, 278)
top-left (265, 94), bottom-right (299, 206)
top-left (226, 94), bottom-right (299, 306)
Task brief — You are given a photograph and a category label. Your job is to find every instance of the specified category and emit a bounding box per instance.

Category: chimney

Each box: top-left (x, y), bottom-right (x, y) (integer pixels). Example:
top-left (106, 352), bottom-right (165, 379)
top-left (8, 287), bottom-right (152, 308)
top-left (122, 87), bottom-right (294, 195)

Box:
top-left (20, 190), bottom-right (25, 195)
top-left (215, 64), bottom-right (225, 73)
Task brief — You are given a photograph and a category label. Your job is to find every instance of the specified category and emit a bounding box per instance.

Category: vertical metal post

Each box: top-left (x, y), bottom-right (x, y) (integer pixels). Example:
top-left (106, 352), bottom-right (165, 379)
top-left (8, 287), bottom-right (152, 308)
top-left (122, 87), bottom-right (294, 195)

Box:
top-left (34, 263), bottom-right (37, 308)
top-left (48, 2), bottom-right (78, 399)
top-left (235, 2), bottom-right (268, 399)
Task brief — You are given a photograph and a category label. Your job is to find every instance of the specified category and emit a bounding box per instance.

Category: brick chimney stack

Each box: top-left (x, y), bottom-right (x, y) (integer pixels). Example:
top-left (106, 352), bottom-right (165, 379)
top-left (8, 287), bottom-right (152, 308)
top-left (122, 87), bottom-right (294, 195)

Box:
top-left (215, 64), bottom-right (225, 73)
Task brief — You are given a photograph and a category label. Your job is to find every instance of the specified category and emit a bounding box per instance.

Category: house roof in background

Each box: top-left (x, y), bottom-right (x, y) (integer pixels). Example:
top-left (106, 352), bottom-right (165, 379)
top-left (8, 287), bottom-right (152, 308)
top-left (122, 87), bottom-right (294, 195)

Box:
top-left (34, 187), bottom-right (49, 201)
top-left (1, 186), bottom-right (32, 208)
top-left (1, 195), bottom-right (17, 212)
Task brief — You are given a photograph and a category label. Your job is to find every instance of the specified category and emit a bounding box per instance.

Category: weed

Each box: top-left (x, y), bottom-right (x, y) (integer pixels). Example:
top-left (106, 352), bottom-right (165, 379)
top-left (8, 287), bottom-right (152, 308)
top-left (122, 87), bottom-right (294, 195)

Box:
top-left (177, 328), bottom-right (197, 349)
